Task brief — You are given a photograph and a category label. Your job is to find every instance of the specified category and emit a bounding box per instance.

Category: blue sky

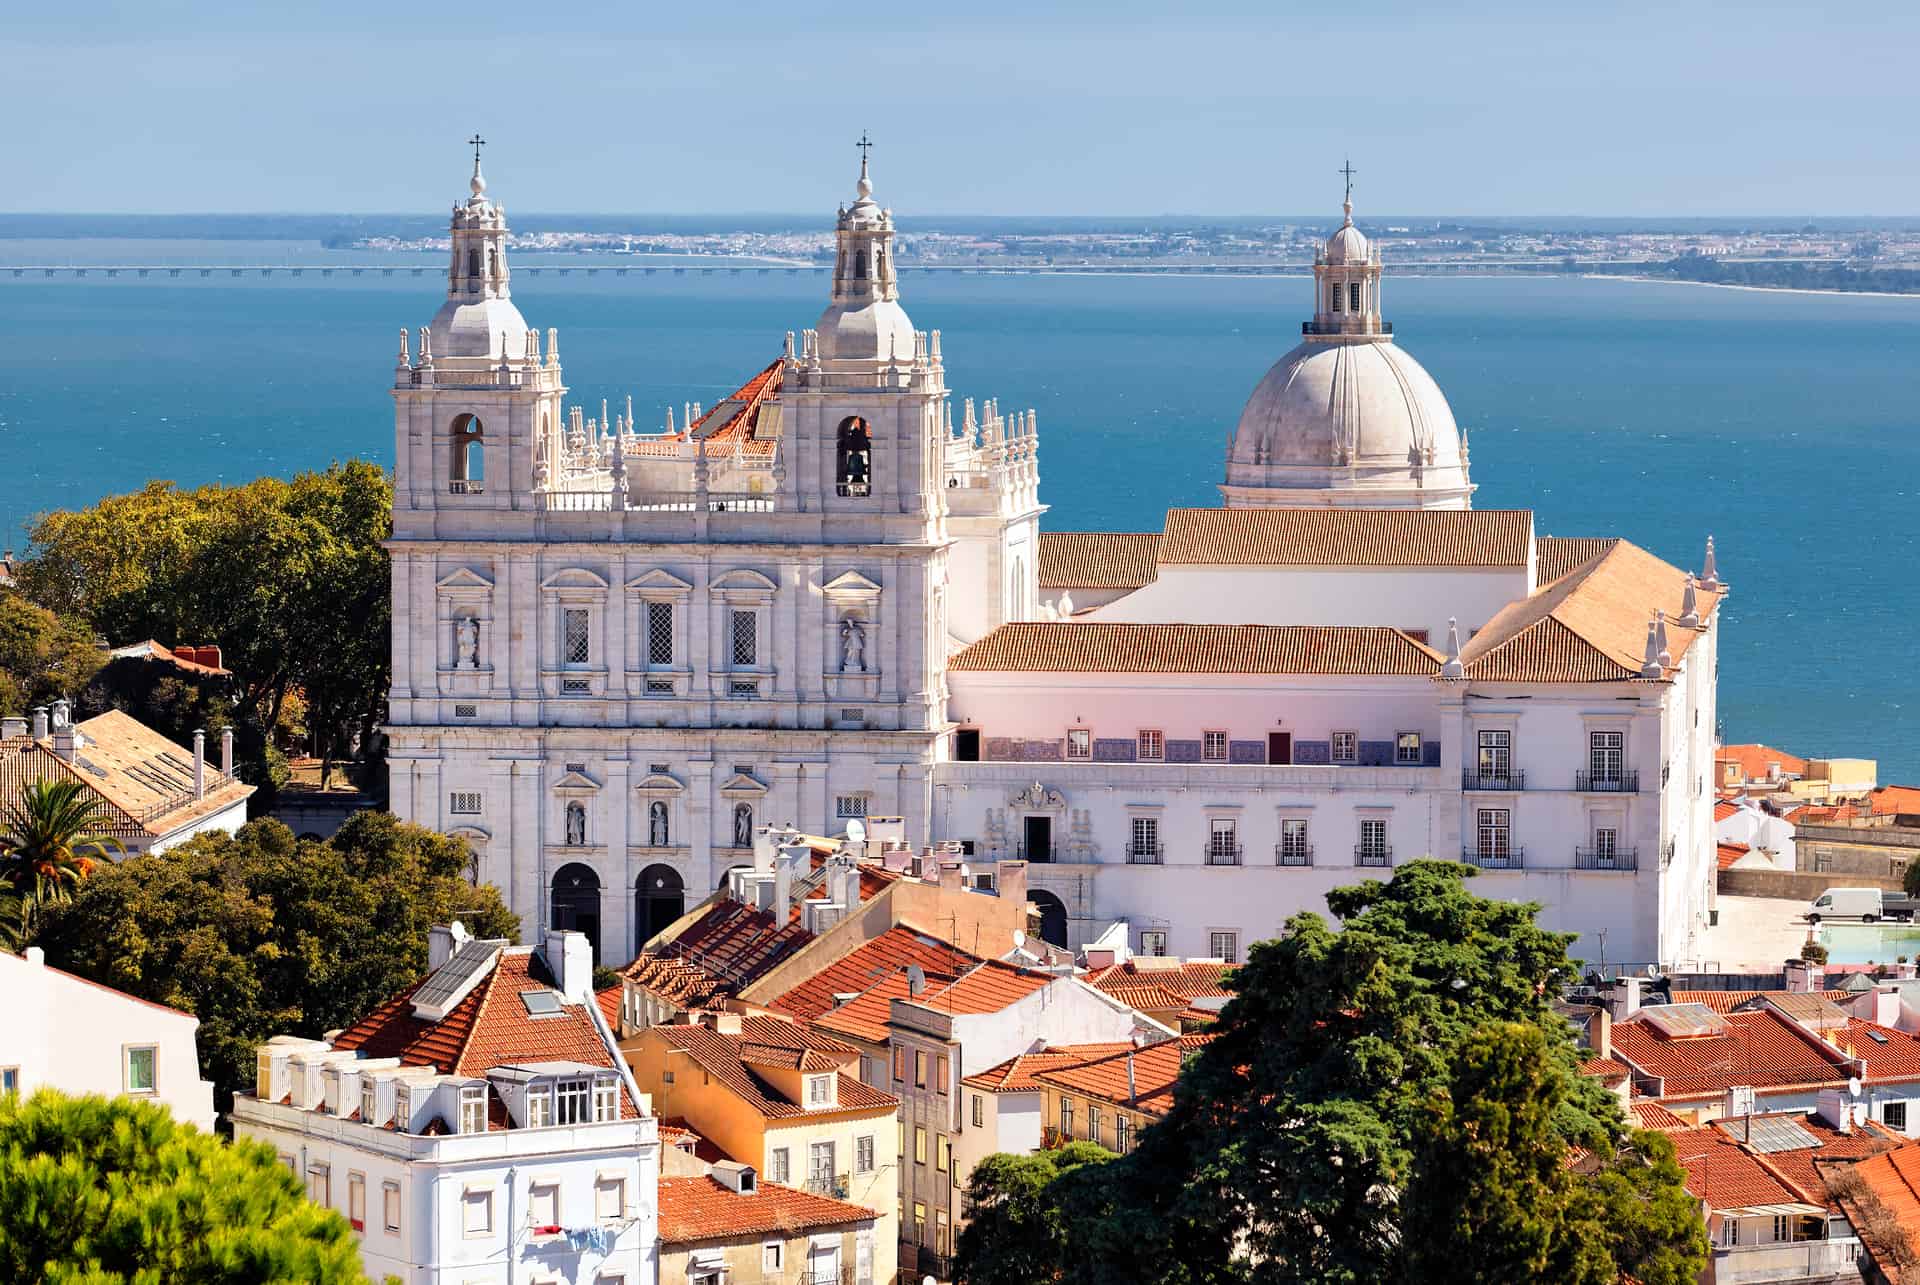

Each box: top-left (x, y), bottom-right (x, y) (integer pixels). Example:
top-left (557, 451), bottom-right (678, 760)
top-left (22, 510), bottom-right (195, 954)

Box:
top-left (7, 0), bottom-right (1916, 216)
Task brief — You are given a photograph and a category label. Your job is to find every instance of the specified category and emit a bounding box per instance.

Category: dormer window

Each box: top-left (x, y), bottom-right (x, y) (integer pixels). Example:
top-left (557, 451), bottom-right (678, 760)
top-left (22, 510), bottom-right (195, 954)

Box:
top-left (594, 1076), bottom-right (619, 1122)
top-left (459, 1084), bottom-right (487, 1134)
top-left (555, 1077), bottom-right (591, 1125)
top-left (807, 1074), bottom-right (836, 1108)
top-left (361, 1078), bottom-right (378, 1126)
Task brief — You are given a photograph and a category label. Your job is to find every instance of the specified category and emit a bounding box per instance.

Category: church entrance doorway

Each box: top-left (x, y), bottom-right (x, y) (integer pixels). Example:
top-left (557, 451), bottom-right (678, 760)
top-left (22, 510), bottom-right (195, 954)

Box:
top-left (550, 863), bottom-right (602, 962)
top-left (636, 864), bottom-right (685, 948)
top-left (1029, 888), bottom-right (1069, 949)
top-left (1022, 815), bottom-right (1053, 862)
top-left (1267, 732), bottom-right (1292, 765)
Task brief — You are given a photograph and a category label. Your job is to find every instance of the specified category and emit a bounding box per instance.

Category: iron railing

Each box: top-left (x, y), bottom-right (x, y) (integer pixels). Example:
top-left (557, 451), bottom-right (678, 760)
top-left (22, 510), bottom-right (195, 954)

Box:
top-left (1126, 842), bottom-right (1164, 864)
top-left (1574, 847), bottom-right (1638, 871)
top-left (1355, 845), bottom-right (1393, 867)
top-left (1464, 847), bottom-right (1525, 869)
top-left (1205, 843), bottom-right (1244, 866)
top-left (1276, 843), bottom-right (1315, 867)
top-left (1017, 843), bottom-right (1057, 863)
top-left (1576, 770), bottom-right (1639, 793)
top-left (1463, 769), bottom-right (1525, 791)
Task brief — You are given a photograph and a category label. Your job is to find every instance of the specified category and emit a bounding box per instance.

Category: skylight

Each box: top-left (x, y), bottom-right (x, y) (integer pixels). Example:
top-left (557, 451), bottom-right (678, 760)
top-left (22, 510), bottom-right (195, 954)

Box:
top-left (521, 990), bottom-right (564, 1018)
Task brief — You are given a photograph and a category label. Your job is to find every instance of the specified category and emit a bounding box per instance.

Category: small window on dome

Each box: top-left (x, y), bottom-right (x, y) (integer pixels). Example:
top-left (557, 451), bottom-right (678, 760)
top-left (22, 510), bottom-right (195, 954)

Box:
top-left (1329, 282), bottom-right (1342, 312)
top-left (1349, 281), bottom-right (1362, 312)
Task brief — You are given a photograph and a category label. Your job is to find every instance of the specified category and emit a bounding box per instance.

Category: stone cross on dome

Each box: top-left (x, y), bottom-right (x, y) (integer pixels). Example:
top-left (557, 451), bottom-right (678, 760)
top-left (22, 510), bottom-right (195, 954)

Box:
top-left (855, 131), bottom-right (875, 201)
top-left (1339, 158), bottom-right (1357, 223)
top-left (467, 134), bottom-right (488, 201)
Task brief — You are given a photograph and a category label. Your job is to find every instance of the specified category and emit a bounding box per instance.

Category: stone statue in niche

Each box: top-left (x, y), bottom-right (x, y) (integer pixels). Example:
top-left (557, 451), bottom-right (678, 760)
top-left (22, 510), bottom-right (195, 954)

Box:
top-left (733, 803), bottom-right (753, 849)
top-left (839, 617), bottom-right (868, 673)
top-left (649, 800), bottom-right (671, 847)
top-left (457, 616), bottom-right (481, 669)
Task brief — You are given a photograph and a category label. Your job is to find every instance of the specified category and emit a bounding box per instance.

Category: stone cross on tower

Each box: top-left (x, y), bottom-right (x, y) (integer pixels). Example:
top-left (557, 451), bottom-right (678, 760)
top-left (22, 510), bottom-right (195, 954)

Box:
top-left (469, 134), bottom-right (486, 165)
top-left (1339, 158), bottom-right (1357, 216)
top-left (856, 132), bottom-right (874, 166)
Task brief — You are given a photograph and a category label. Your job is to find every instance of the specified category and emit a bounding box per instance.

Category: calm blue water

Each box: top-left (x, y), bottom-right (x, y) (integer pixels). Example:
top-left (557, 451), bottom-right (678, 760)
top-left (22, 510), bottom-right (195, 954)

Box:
top-left (3, 257), bottom-right (1918, 777)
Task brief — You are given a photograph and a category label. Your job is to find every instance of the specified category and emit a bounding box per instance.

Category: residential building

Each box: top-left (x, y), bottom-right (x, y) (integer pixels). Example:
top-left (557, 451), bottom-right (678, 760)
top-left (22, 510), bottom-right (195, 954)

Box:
top-left (1031, 1036), bottom-right (1200, 1154)
top-left (0, 701), bottom-right (252, 853)
top-left (658, 1162), bottom-right (879, 1285)
top-left (232, 926), bottom-right (659, 1285)
top-left (0, 945), bottom-right (216, 1131)
top-left (1081, 956), bottom-right (1236, 1030)
top-left (953, 1043), bottom-right (1133, 1199)
top-left (624, 1013), bottom-right (900, 1285)
top-left (1830, 1142), bottom-right (1920, 1284)
top-left (384, 149), bottom-right (1722, 976)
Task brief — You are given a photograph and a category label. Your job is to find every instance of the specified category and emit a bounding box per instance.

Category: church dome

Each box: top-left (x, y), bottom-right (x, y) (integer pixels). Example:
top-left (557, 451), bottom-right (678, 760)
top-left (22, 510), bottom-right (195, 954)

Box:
top-left (1324, 220), bottom-right (1370, 265)
top-left (816, 298), bottom-right (916, 365)
top-left (814, 146), bottom-right (916, 368)
top-left (429, 296), bottom-right (530, 360)
top-left (1231, 339), bottom-right (1460, 469)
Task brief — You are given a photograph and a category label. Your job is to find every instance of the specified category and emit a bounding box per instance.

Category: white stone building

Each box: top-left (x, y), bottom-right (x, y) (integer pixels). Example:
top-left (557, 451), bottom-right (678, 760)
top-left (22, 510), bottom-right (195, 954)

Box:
top-left (385, 148), bottom-right (1722, 974)
top-left (0, 945), bottom-right (217, 1131)
top-left (232, 927), bottom-right (659, 1285)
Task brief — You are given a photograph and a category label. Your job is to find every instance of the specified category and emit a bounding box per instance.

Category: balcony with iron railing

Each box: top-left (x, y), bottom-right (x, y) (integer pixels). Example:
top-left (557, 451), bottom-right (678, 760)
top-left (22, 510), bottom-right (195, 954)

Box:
top-left (1276, 843), bottom-right (1315, 867)
top-left (1205, 842), bottom-right (1244, 867)
top-left (1017, 843), bottom-right (1058, 863)
top-left (1355, 844), bottom-right (1393, 867)
top-left (1126, 841), bottom-right (1164, 865)
top-left (1463, 768), bottom-right (1525, 791)
top-left (805, 1173), bottom-right (851, 1200)
top-left (1463, 846), bottom-right (1525, 869)
top-left (1574, 847), bottom-right (1639, 871)
top-left (1575, 770), bottom-right (1639, 793)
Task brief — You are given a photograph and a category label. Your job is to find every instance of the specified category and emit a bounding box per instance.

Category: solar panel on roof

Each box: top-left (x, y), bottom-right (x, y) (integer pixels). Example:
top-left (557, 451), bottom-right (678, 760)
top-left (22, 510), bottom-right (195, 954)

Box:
top-left (1715, 1116), bottom-right (1819, 1154)
top-left (410, 940), bottom-right (501, 1019)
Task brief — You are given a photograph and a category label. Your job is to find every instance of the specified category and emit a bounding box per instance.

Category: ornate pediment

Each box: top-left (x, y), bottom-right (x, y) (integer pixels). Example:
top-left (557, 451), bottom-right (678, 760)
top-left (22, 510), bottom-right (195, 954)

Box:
top-left (552, 769), bottom-right (601, 794)
top-left (710, 568), bottom-right (778, 593)
top-left (625, 569), bottom-right (693, 595)
top-left (633, 771), bottom-right (685, 795)
top-left (540, 568), bottom-right (610, 591)
top-left (718, 772), bottom-right (769, 797)
top-left (822, 570), bottom-right (882, 599)
top-left (1008, 780), bottom-right (1066, 810)
top-left (436, 567), bottom-right (495, 592)
top-left (446, 822), bottom-right (492, 842)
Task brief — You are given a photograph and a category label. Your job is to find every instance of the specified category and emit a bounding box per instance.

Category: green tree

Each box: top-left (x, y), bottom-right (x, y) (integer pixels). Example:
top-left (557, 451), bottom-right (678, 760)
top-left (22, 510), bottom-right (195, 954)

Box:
top-left (0, 779), bottom-right (120, 940)
top-left (34, 813), bottom-right (516, 1117)
top-left (956, 1142), bottom-right (1113, 1285)
top-left (0, 1089), bottom-right (369, 1284)
top-left (0, 591), bottom-right (104, 717)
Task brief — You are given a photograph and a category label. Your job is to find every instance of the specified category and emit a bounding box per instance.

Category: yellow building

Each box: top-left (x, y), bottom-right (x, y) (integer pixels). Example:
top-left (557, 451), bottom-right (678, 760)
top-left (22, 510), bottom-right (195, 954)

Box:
top-left (658, 1163), bottom-right (878, 1285)
top-left (626, 1013), bottom-right (900, 1284)
top-left (1030, 1036), bottom-right (1199, 1155)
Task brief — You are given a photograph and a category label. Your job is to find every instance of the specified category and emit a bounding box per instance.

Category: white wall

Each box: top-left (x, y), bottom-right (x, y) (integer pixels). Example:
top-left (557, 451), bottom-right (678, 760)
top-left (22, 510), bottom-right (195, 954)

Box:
top-left (0, 948), bottom-right (215, 1131)
top-left (150, 796), bottom-right (251, 855)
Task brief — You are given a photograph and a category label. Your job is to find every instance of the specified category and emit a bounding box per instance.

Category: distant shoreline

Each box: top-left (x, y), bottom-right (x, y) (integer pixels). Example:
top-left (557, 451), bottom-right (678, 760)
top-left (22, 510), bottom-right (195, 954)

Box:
top-left (1588, 273), bottom-right (1920, 300)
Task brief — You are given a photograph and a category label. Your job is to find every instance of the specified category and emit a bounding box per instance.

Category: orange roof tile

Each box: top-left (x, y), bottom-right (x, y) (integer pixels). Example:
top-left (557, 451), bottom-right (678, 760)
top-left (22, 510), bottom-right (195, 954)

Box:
top-left (810, 973), bottom-right (916, 1046)
top-left (914, 960), bottom-right (1054, 1015)
top-left (1096, 980), bottom-right (1191, 1014)
top-left (1671, 989), bottom-right (1854, 1015)
top-left (656, 1176), bottom-right (874, 1245)
top-left (1459, 540), bottom-right (1718, 683)
top-left (950, 623), bottom-right (1443, 676)
top-left (1714, 799), bottom-right (1742, 823)
top-left (1536, 536), bottom-right (1620, 584)
top-left (1843, 1144), bottom-right (1920, 1274)
top-left (1612, 1009), bottom-right (1848, 1101)
top-left (1668, 1128), bottom-right (1807, 1210)
top-left (1742, 1112), bottom-right (1901, 1208)
top-left (1036, 532), bottom-right (1163, 590)
top-left (960, 1044), bottom-right (1135, 1094)
top-left (1870, 786), bottom-right (1920, 816)
top-left (1629, 1101), bottom-right (1689, 1131)
top-left (1717, 744), bottom-right (1808, 781)
top-left (770, 927), bottom-right (977, 1024)
top-left (649, 1018), bottom-right (897, 1120)
top-left (1580, 1056), bottom-right (1631, 1087)
top-left (1032, 1039), bottom-right (1186, 1118)
top-left (1084, 960), bottom-right (1236, 1002)
top-left (1157, 507), bottom-right (1533, 568)
top-left (630, 361), bottom-right (785, 459)
top-left (1718, 842), bottom-right (1751, 870)
top-left (625, 898), bottom-right (815, 1006)
top-left (595, 985), bottom-right (622, 1027)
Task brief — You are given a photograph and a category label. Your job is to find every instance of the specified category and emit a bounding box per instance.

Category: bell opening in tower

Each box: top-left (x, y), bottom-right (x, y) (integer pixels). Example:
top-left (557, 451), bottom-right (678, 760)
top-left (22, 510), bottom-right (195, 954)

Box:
top-left (836, 417), bottom-right (872, 497)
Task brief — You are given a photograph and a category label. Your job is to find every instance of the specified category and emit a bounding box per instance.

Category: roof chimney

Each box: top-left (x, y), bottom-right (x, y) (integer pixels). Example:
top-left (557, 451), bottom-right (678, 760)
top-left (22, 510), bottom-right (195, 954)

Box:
top-left (51, 701), bottom-right (76, 762)
top-left (1605, 976), bottom-right (1643, 1021)
top-left (1, 716), bottom-right (25, 739)
top-left (774, 841), bottom-right (808, 915)
top-left (30, 706), bottom-right (47, 741)
top-left (429, 921), bottom-right (470, 970)
top-left (221, 727), bottom-right (234, 777)
top-left (192, 729), bottom-right (206, 799)
top-left (542, 930), bottom-right (593, 1004)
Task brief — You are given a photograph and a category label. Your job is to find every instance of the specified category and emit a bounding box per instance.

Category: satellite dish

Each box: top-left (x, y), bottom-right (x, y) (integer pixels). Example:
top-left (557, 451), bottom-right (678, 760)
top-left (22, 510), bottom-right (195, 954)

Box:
top-left (1644, 963), bottom-right (1662, 979)
top-left (1850, 1076), bottom-right (1864, 1097)
top-left (1012, 929), bottom-right (1027, 950)
top-left (846, 818), bottom-right (866, 844)
top-left (906, 964), bottom-right (927, 997)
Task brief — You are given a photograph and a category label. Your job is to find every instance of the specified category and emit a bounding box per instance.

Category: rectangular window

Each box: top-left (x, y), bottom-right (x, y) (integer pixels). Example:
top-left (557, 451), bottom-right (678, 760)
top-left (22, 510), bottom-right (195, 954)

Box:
top-left (459, 1083), bottom-right (487, 1134)
top-left (525, 1085), bottom-right (553, 1128)
top-left (1280, 818), bottom-right (1310, 864)
top-left (1359, 817), bottom-right (1389, 861)
top-left (730, 609), bottom-right (757, 666)
top-left (1209, 931), bottom-right (1238, 964)
top-left (563, 607), bottom-right (591, 665)
top-left (913, 1202), bottom-right (927, 1238)
top-left (1137, 730), bottom-right (1164, 762)
top-left (936, 1054), bottom-right (949, 1094)
top-left (807, 1074), bottom-right (829, 1105)
top-left (1331, 731), bottom-right (1358, 764)
top-left (1208, 818), bottom-right (1238, 864)
top-left (764, 1241), bottom-right (784, 1272)
top-left (554, 1078), bottom-right (590, 1125)
top-left (1395, 732), bottom-right (1422, 765)
top-left (646, 601), bottom-right (674, 666)
top-left (937, 1210), bottom-right (950, 1256)
top-left (1590, 731), bottom-right (1624, 783)
top-left (1594, 827), bottom-right (1618, 862)
top-left (596, 1175), bottom-right (626, 1220)
top-left (348, 1172), bottom-right (366, 1231)
top-left (1116, 1115), bottom-right (1132, 1155)
top-left (529, 1184), bottom-right (558, 1230)
top-left (1477, 808), bottom-right (1512, 857)
top-left (915, 1127), bottom-right (928, 1165)
top-left (1139, 930), bottom-right (1167, 957)
top-left (971, 1095), bottom-right (984, 1129)
top-left (937, 1135), bottom-right (951, 1172)
top-left (1886, 1101), bottom-right (1909, 1132)
top-left (594, 1077), bottom-right (619, 1121)
top-left (124, 1045), bottom-right (157, 1094)
top-left (915, 1050), bottom-right (928, 1089)
top-left (1477, 729), bottom-right (1511, 780)
top-left (382, 1181), bottom-right (402, 1234)
top-left (769, 1147), bottom-right (790, 1183)
top-left (1065, 727), bottom-right (1091, 760)
top-left (1202, 730), bottom-right (1229, 763)
top-left (809, 1141), bottom-right (836, 1191)
top-left (837, 795), bottom-right (868, 819)
top-left (1130, 815), bottom-right (1160, 862)
top-left (892, 1047), bottom-right (906, 1082)
top-left (449, 791), bottom-right (482, 815)
top-left (1349, 281), bottom-right (1362, 312)
top-left (308, 1162), bottom-right (331, 1206)
top-left (856, 1134), bottom-right (876, 1174)
top-left (1059, 1097), bottom-right (1074, 1137)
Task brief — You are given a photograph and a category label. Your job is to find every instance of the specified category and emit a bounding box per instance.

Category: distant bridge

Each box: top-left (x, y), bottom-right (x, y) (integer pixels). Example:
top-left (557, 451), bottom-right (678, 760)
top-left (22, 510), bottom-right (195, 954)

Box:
top-left (0, 261), bottom-right (1664, 281)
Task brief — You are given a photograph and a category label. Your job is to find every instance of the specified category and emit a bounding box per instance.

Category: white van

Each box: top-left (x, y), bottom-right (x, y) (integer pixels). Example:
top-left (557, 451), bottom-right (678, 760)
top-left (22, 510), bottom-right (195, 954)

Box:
top-left (1807, 887), bottom-right (1917, 923)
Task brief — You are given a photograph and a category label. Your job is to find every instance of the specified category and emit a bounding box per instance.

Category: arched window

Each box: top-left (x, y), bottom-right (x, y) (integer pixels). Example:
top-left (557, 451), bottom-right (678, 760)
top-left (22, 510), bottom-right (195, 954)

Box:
top-left (836, 417), bottom-right (872, 498)
top-left (466, 247), bottom-right (481, 285)
top-left (636, 864), bottom-right (685, 946)
top-left (450, 414), bottom-right (485, 494)
top-left (550, 862), bottom-right (602, 961)
top-left (648, 800), bottom-right (670, 847)
top-left (854, 250), bottom-right (868, 280)
top-left (565, 801), bottom-right (587, 846)
top-left (1028, 889), bottom-right (1069, 949)
top-left (732, 803), bottom-right (754, 849)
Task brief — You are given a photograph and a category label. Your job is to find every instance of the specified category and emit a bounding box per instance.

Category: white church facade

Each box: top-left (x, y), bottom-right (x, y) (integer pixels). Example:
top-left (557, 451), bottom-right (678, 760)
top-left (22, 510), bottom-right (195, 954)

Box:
top-left (385, 151), bottom-right (1722, 975)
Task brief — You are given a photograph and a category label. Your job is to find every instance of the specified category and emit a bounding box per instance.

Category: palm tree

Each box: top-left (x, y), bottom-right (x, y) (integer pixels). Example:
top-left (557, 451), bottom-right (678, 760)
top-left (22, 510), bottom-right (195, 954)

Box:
top-left (0, 778), bottom-right (121, 936)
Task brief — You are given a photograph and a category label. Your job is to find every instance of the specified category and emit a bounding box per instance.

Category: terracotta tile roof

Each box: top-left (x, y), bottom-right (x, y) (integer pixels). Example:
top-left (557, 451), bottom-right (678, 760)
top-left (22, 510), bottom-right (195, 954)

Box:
top-left (1459, 540), bottom-right (1719, 683)
top-left (1840, 1144), bottom-right (1920, 1275)
top-left (1668, 1127), bottom-right (1809, 1210)
top-left (915, 960), bottom-right (1054, 1014)
top-left (657, 1176), bottom-right (874, 1245)
top-left (0, 711), bottom-right (256, 840)
top-left (650, 1019), bottom-right (897, 1120)
top-left (960, 1043), bottom-right (1135, 1094)
top-left (1580, 1056), bottom-right (1632, 1087)
top-left (595, 985), bottom-right (622, 1027)
top-left (1157, 507), bottom-right (1533, 568)
top-left (1714, 799), bottom-right (1742, 822)
top-left (107, 639), bottom-right (232, 677)
top-left (1743, 1113), bottom-right (1901, 1207)
top-left (810, 973), bottom-right (917, 1045)
top-left (1084, 960), bottom-right (1236, 1001)
top-left (1036, 532), bottom-right (1163, 590)
top-left (1717, 842), bottom-right (1751, 870)
top-left (1717, 744), bottom-right (1809, 781)
top-left (1630, 1101), bottom-right (1689, 1131)
top-left (1611, 1009), bottom-right (1847, 1100)
top-left (1870, 785), bottom-right (1920, 816)
top-left (1671, 990), bottom-right (1854, 1015)
top-left (1789, 803), bottom-right (1863, 825)
top-left (625, 899), bottom-right (815, 1006)
top-left (769, 927), bottom-right (978, 1024)
top-left (950, 623), bottom-right (1443, 676)
top-left (1096, 980), bottom-right (1191, 1014)
top-left (629, 361), bottom-right (785, 460)
top-left (1032, 1038), bottom-right (1187, 1118)
top-left (1536, 536), bottom-right (1620, 585)
top-left (1837, 1020), bottom-right (1920, 1082)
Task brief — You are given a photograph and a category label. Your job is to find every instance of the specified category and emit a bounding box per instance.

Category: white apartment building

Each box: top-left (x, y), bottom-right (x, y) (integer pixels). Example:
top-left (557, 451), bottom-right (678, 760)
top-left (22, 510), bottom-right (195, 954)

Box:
top-left (232, 927), bottom-right (660, 1285)
top-left (383, 146), bottom-right (1722, 974)
top-left (0, 945), bottom-right (217, 1131)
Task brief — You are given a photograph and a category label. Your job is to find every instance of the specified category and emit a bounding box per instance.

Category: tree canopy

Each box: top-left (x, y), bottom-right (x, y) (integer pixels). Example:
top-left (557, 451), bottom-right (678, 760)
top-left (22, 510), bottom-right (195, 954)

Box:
top-left (0, 1090), bottom-right (370, 1284)
top-left (954, 860), bottom-right (1708, 1285)
top-left (0, 591), bottom-right (104, 718)
top-left (33, 812), bottom-right (517, 1117)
